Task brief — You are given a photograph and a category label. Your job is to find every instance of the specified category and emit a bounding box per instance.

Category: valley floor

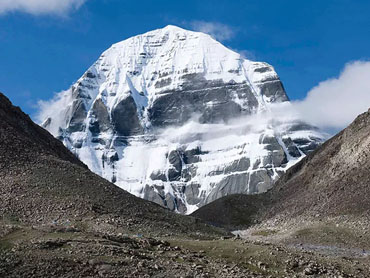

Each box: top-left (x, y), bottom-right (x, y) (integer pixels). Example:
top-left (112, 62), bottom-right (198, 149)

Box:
top-left (1, 218), bottom-right (370, 277)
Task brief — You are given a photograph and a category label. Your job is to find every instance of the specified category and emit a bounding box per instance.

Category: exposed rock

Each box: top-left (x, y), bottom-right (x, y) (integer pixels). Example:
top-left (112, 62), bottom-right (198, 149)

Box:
top-left (111, 95), bottom-right (142, 136)
top-left (89, 98), bottom-right (112, 135)
top-left (67, 99), bottom-right (87, 132)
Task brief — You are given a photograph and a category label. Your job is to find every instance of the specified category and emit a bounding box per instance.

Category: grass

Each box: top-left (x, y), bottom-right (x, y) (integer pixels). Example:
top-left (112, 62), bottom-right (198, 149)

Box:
top-left (251, 229), bottom-right (278, 237)
top-left (1, 214), bottom-right (21, 225)
top-left (168, 238), bottom-right (287, 277)
top-left (291, 223), bottom-right (370, 249)
top-left (0, 239), bottom-right (12, 251)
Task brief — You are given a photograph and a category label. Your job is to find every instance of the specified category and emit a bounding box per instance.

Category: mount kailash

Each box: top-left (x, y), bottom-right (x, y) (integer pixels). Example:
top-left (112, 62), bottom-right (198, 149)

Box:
top-left (40, 25), bottom-right (326, 214)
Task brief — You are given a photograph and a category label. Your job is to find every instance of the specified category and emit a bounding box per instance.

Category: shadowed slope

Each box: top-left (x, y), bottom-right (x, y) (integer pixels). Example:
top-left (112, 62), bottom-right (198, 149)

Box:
top-left (193, 109), bottom-right (370, 229)
top-left (0, 93), bottom-right (224, 237)
top-left (268, 108), bottom-right (370, 218)
top-left (0, 93), bottom-right (84, 168)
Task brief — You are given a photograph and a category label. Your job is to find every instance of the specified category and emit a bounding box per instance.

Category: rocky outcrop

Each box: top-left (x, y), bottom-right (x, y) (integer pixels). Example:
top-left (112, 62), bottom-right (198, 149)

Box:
top-left (148, 75), bottom-right (261, 127)
top-left (111, 95), bottom-right (143, 136)
top-left (89, 98), bottom-right (112, 135)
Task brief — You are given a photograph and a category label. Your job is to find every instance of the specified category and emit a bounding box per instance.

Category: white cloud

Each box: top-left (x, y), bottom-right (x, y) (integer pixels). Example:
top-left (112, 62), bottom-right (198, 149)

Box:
top-left (292, 61), bottom-right (370, 131)
top-left (0, 0), bottom-right (86, 16)
top-left (36, 90), bottom-right (73, 136)
top-left (227, 47), bottom-right (256, 60)
top-left (190, 21), bottom-right (235, 42)
top-left (238, 49), bottom-right (256, 60)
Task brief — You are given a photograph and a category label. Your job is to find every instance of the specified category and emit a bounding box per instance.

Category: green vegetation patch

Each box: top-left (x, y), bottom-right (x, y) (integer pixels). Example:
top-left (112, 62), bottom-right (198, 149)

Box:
top-left (168, 239), bottom-right (287, 276)
top-left (0, 238), bottom-right (13, 251)
top-left (292, 223), bottom-right (370, 250)
top-left (251, 229), bottom-right (278, 237)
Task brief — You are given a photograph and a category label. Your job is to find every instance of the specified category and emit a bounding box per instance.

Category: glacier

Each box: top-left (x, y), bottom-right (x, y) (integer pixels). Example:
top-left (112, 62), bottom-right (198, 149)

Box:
top-left (39, 25), bottom-right (326, 214)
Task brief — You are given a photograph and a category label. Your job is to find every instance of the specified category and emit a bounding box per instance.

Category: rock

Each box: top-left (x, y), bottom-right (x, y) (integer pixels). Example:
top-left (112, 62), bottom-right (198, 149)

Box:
top-left (111, 94), bottom-right (142, 136)
top-left (303, 265), bottom-right (319, 275)
top-left (67, 99), bottom-right (87, 132)
top-left (89, 98), bottom-right (112, 135)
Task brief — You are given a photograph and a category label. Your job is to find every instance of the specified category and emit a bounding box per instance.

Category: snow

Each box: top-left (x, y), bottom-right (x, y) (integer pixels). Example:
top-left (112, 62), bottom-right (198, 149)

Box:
top-left (96, 106), bottom-right (324, 214)
top-left (39, 25), bottom-right (281, 136)
top-left (38, 25), bottom-right (327, 214)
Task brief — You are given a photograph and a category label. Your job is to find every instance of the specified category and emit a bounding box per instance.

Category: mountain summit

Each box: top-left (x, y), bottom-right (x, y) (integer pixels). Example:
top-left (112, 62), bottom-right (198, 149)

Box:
top-left (40, 25), bottom-right (325, 213)
top-left (41, 25), bottom-right (289, 134)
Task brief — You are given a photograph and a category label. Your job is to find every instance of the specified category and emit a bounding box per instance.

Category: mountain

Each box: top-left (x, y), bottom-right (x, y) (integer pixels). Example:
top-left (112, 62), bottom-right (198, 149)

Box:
top-left (0, 92), bottom-right (223, 237)
top-left (39, 25), bottom-right (326, 214)
top-left (192, 108), bottom-right (370, 229)
top-left (1, 92), bottom-right (369, 278)
top-left (3, 92), bottom-right (290, 278)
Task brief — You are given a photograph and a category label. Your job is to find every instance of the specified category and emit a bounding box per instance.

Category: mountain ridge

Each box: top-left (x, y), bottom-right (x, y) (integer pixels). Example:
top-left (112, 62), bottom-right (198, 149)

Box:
top-left (0, 93), bottom-right (85, 169)
top-left (0, 91), bottom-right (224, 237)
top-left (192, 108), bottom-right (370, 229)
top-left (39, 25), bottom-right (326, 213)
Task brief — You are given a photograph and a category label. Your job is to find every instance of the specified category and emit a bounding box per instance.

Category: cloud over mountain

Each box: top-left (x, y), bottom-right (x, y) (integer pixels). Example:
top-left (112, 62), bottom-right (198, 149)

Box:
top-left (293, 61), bottom-right (370, 131)
top-left (190, 20), bottom-right (235, 41)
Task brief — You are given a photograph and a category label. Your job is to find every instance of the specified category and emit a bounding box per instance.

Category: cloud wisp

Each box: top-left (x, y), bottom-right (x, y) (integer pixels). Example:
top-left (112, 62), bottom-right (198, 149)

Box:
top-left (190, 20), bottom-right (235, 42)
top-left (292, 61), bottom-right (370, 132)
top-left (0, 0), bottom-right (87, 16)
top-left (187, 21), bottom-right (255, 60)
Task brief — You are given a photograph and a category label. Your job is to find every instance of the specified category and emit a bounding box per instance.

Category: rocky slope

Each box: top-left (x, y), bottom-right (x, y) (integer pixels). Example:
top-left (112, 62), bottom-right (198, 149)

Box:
top-left (0, 92), bottom-right (224, 237)
top-left (39, 25), bottom-right (325, 213)
top-left (1, 92), bottom-right (368, 278)
top-left (193, 108), bottom-right (370, 229)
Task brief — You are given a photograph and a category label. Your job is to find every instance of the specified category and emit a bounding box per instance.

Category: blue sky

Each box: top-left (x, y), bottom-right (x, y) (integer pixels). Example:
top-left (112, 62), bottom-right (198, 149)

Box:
top-left (0, 0), bottom-right (369, 117)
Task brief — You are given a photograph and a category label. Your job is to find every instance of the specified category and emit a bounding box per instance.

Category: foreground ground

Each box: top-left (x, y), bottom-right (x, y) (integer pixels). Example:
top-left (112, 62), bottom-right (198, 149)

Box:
top-left (1, 217), bottom-right (370, 278)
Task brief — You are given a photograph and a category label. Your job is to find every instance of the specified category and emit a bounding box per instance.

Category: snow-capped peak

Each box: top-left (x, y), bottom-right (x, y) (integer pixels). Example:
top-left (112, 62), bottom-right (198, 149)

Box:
top-left (39, 25), bottom-right (324, 214)
top-left (41, 25), bottom-right (284, 136)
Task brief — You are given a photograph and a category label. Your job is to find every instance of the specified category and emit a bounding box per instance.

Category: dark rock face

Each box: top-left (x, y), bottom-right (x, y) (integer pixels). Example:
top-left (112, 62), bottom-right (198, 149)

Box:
top-left (150, 171), bottom-right (167, 182)
top-left (282, 138), bottom-right (301, 158)
top-left (143, 184), bottom-right (165, 206)
top-left (183, 147), bottom-right (203, 164)
top-left (142, 184), bottom-right (187, 213)
top-left (111, 94), bottom-right (142, 136)
top-left (223, 157), bottom-right (250, 174)
top-left (258, 80), bottom-right (288, 103)
top-left (205, 173), bottom-right (250, 204)
top-left (149, 74), bottom-right (259, 127)
top-left (184, 183), bottom-right (201, 205)
top-left (89, 98), bottom-right (112, 135)
top-left (292, 137), bottom-right (322, 154)
top-left (167, 150), bottom-right (183, 181)
top-left (261, 136), bottom-right (288, 167)
top-left (248, 170), bottom-right (273, 193)
top-left (67, 99), bottom-right (88, 132)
